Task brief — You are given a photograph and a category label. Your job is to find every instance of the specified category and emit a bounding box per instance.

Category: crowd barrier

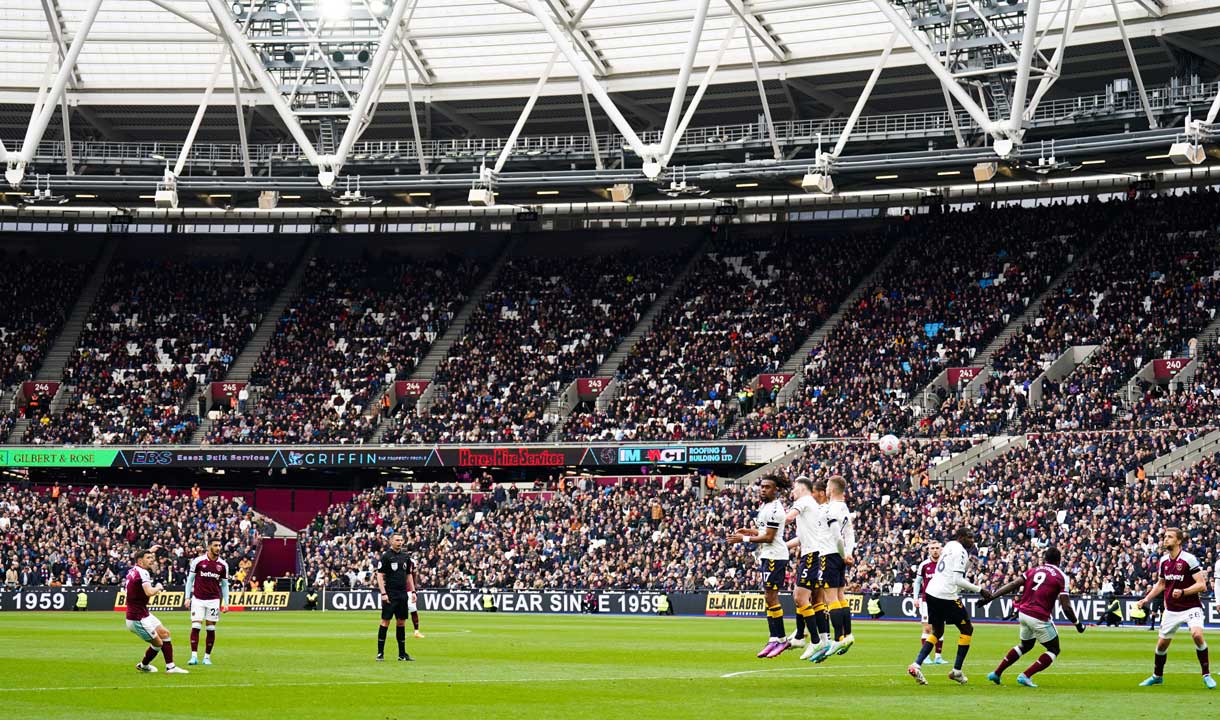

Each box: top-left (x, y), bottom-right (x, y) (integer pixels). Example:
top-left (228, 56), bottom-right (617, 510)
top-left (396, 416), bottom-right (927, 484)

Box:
top-left (3, 587), bottom-right (1217, 627)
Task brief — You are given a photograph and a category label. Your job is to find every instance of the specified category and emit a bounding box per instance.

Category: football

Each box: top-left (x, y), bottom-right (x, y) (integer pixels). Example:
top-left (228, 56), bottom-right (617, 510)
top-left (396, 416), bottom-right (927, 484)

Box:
top-left (878, 434), bottom-right (902, 456)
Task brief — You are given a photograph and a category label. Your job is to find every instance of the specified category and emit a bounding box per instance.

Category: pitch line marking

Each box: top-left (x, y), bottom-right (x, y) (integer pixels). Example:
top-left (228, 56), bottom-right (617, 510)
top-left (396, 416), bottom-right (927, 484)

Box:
top-left (0, 673), bottom-right (703, 693)
top-left (720, 666), bottom-right (1140, 679)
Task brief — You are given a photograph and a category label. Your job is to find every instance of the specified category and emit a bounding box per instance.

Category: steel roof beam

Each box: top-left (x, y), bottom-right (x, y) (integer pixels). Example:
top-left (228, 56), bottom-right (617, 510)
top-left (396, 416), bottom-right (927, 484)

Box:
top-left (143, 0), bottom-right (221, 36)
top-left (200, 0), bottom-right (324, 172)
top-left (40, 0), bottom-right (81, 89)
top-left (543, 0), bottom-right (608, 77)
top-left (7, 0), bottom-right (103, 185)
top-left (1130, 0), bottom-right (1163, 18)
top-left (524, 0), bottom-right (651, 169)
top-left (1160, 33), bottom-right (1220, 69)
top-left (869, 0), bottom-right (998, 140)
top-left (723, 0), bottom-right (788, 63)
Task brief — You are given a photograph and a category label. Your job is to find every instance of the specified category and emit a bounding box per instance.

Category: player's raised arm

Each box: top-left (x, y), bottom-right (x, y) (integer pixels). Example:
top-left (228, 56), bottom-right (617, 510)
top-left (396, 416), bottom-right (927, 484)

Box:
top-left (980, 577), bottom-right (1020, 605)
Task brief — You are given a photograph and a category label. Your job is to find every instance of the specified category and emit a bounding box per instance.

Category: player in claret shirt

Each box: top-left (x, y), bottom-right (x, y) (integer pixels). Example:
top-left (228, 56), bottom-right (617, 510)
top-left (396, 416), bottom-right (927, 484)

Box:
top-left (185, 538), bottom-right (230, 666)
top-left (984, 547), bottom-right (1085, 688)
top-left (126, 548), bottom-right (188, 674)
top-left (1136, 527), bottom-right (1215, 689)
top-left (914, 541), bottom-right (947, 666)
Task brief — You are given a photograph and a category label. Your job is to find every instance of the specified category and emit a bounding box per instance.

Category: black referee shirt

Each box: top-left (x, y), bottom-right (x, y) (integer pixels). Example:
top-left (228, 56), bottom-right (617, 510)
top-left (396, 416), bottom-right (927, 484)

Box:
top-left (378, 550), bottom-right (414, 597)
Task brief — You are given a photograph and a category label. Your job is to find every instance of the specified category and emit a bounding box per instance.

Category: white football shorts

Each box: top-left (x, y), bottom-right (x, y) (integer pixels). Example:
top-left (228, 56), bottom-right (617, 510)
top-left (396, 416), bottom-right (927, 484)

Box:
top-left (1159, 607), bottom-right (1205, 639)
top-left (1017, 612), bottom-right (1058, 644)
top-left (190, 598), bottom-right (221, 623)
top-left (126, 614), bottom-right (162, 642)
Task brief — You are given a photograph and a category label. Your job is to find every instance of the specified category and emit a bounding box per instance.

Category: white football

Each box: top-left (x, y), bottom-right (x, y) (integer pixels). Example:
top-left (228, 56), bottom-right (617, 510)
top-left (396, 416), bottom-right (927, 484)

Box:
top-left (878, 434), bottom-right (902, 456)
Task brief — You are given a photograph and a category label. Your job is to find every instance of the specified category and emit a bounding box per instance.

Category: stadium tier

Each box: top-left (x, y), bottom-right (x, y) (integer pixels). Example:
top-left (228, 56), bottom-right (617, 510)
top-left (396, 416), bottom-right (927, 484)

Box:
top-left (3, 193), bottom-right (1216, 445)
top-left (205, 254), bottom-right (483, 444)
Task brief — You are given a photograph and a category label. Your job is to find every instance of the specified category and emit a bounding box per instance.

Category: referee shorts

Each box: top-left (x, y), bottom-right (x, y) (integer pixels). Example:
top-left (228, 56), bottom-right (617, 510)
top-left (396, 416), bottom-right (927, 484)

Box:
top-left (381, 595), bottom-right (411, 621)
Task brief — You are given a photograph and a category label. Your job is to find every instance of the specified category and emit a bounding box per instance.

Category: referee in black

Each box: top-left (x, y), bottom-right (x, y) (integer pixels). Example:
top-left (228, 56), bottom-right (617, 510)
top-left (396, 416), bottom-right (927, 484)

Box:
top-left (376, 532), bottom-right (415, 661)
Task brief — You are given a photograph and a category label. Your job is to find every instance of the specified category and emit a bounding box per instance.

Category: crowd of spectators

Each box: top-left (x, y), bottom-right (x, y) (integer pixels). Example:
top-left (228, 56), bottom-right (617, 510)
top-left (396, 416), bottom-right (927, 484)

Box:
top-left (0, 482), bottom-right (262, 588)
top-left (5, 430), bottom-right (1218, 598)
top-left (933, 190), bottom-right (1220, 435)
top-left (297, 439), bottom-right (966, 592)
top-left (731, 202), bottom-right (1091, 440)
top-left (0, 256), bottom-right (87, 388)
top-left (818, 430), bottom-right (1213, 596)
top-left (563, 231), bottom-right (889, 442)
top-left (390, 254), bottom-right (669, 443)
top-left (206, 255), bottom-right (480, 444)
top-left (1125, 341), bottom-right (1220, 430)
top-left (294, 429), bottom-right (1220, 597)
top-left (23, 259), bottom-right (287, 444)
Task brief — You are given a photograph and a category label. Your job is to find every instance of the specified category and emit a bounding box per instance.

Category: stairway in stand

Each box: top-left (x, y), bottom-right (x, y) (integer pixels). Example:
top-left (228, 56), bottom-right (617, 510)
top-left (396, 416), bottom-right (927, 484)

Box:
top-left (6, 239), bottom-right (117, 443)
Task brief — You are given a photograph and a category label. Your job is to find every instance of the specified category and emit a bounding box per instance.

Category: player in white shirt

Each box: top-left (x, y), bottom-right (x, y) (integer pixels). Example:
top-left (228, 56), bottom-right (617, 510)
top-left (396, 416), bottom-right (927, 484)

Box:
top-left (728, 473), bottom-right (793, 659)
top-left (807, 475), bottom-right (856, 662)
top-left (783, 477), bottom-right (826, 658)
top-left (907, 527), bottom-right (988, 686)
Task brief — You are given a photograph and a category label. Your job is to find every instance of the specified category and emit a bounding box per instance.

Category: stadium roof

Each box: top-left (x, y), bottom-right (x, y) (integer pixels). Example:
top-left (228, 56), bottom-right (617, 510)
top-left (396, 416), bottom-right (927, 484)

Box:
top-left (1, 0), bottom-right (1216, 106)
top-left (1, 0), bottom-right (1218, 198)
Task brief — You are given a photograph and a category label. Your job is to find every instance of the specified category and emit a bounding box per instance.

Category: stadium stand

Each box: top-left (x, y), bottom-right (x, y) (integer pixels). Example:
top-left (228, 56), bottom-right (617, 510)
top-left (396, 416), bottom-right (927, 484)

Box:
top-left (800, 431), bottom-right (1213, 596)
top-left (389, 250), bottom-right (674, 443)
top-left (0, 256), bottom-right (88, 387)
top-left (0, 483), bottom-right (262, 587)
top-left (1126, 343), bottom-right (1220, 430)
top-left (562, 229), bottom-right (890, 441)
top-left (932, 190), bottom-right (1220, 435)
top-left (206, 254), bottom-right (481, 444)
top-left (23, 257), bottom-right (289, 445)
top-left (730, 202), bottom-right (1094, 440)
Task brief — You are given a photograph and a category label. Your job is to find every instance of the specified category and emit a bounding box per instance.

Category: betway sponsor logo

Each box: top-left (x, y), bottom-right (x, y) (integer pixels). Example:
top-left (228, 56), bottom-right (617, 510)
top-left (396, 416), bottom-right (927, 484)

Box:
top-left (456, 448), bottom-right (565, 467)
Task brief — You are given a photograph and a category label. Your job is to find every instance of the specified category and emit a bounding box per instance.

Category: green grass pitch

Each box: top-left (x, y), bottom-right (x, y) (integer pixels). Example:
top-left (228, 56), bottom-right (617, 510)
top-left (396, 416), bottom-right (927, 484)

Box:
top-left (0, 612), bottom-right (1215, 719)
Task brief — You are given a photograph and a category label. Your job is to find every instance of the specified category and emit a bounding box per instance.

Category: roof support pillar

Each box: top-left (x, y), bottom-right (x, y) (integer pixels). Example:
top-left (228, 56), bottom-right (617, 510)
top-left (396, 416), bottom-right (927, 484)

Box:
top-left (580, 81), bottom-right (604, 170)
top-left (1110, 0), bottom-right (1158, 129)
top-left (201, 0), bottom-right (325, 181)
top-left (663, 17), bottom-right (741, 166)
top-left (832, 30), bottom-right (897, 158)
top-left (7, 0), bottom-right (103, 186)
top-left (659, 0), bottom-right (712, 159)
top-left (330, 0), bottom-right (416, 182)
top-left (868, 0), bottom-right (998, 142)
top-left (1008, 0), bottom-right (1042, 133)
top-left (401, 55), bottom-right (429, 174)
top-left (524, 0), bottom-right (653, 174)
top-left (494, 50), bottom-right (560, 174)
top-left (744, 22), bottom-right (781, 160)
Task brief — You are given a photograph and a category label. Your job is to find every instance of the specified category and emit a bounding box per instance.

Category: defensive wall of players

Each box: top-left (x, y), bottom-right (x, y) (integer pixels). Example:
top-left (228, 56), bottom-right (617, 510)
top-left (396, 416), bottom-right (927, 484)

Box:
top-left (5, 586), bottom-right (1217, 628)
